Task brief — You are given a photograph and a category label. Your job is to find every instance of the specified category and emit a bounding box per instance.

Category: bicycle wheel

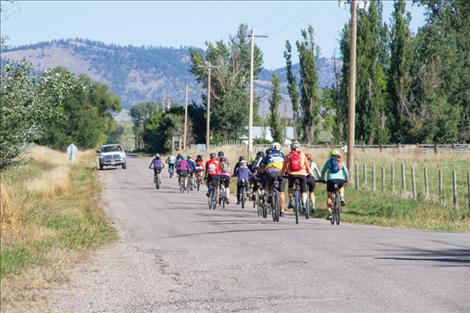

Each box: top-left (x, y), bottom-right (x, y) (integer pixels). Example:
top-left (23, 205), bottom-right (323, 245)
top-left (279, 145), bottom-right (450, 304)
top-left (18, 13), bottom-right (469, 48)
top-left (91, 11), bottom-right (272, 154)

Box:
top-left (294, 191), bottom-right (300, 225)
top-left (197, 176), bottom-right (200, 191)
top-left (304, 197), bottom-right (309, 219)
top-left (241, 187), bottom-right (246, 209)
top-left (211, 191), bottom-right (217, 210)
top-left (262, 194), bottom-right (268, 218)
top-left (335, 192), bottom-right (341, 225)
top-left (271, 192), bottom-right (280, 222)
top-left (155, 176), bottom-right (160, 190)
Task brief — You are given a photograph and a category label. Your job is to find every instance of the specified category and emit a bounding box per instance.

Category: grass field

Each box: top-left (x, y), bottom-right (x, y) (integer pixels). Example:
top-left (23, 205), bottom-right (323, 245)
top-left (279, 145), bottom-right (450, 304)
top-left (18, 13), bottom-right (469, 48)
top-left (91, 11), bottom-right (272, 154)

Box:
top-left (181, 145), bottom-right (470, 232)
top-left (0, 146), bottom-right (117, 312)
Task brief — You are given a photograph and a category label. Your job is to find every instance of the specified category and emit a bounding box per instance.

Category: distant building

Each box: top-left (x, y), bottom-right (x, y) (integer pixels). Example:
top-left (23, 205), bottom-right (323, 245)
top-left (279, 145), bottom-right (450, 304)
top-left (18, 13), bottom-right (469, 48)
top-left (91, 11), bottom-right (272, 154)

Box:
top-left (240, 126), bottom-right (295, 145)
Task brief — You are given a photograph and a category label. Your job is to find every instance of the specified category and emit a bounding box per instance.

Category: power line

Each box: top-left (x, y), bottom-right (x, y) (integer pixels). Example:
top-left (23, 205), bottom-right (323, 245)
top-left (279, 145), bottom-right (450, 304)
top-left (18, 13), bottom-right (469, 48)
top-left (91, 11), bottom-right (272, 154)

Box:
top-left (253, 1), bottom-right (296, 30)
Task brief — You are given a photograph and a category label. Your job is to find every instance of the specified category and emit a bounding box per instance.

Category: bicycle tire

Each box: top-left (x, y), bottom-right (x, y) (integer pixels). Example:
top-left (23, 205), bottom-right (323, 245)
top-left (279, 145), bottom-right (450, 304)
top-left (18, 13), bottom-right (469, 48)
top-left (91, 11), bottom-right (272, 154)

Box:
top-left (156, 176), bottom-right (160, 190)
top-left (304, 197), bottom-right (309, 219)
top-left (241, 187), bottom-right (246, 209)
top-left (294, 191), bottom-right (300, 225)
top-left (262, 195), bottom-right (268, 218)
top-left (335, 192), bottom-right (341, 225)
top-left (272, 191), bottom-right (280, 222)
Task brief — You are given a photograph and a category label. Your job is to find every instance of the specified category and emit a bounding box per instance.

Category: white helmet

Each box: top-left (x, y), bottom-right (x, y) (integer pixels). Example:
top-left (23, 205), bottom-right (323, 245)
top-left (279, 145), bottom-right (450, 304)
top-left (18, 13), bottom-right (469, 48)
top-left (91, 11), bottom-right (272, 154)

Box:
top-left (271, 142), bottom-right (281, 151)
top-left (290, 140), bottom-right (300, 150)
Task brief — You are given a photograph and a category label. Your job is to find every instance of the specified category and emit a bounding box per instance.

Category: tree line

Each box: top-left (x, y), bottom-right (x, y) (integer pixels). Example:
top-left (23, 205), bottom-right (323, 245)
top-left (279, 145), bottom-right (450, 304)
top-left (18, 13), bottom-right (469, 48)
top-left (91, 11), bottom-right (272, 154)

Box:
top-left (1, 61), bottom-right (121, 170)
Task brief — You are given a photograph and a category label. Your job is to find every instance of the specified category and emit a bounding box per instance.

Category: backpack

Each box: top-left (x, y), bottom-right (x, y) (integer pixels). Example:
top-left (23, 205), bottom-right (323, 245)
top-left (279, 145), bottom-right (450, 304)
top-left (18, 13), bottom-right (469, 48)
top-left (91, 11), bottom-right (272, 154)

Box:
top-left (153, 159), bottom-right (163, 170)
top-left (329, 157), bottom-right (342, 173)
top-left (290, 151), bottom-right (302, 171)
top-left (177, 160), bottom-right (188, 170)
top-left (220, 159), bottom-right (230, 173)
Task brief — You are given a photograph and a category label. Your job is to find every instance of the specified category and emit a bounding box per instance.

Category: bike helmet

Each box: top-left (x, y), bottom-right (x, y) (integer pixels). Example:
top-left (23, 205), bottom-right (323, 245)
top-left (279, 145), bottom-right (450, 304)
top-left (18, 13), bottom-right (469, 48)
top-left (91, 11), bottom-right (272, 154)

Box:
top-left (240, 160), bottom-right (247, 167)
top-left (265, 148), bottom-right (271, 156)
top-left (197, 154), bottom-right (202, 159)
top-left (330, 149), bottom-right (341, 157)
top-left (305, 152), bottom-right (312, 159)
top-left (239, 156), bottom-right (245, 162)
top-left (217, 151), bottom-right (224, 158)
top-left (290, 140), bottom-right (300, 150)
top-left (187, 154), bottom-right (193, 159)
top-left (256, 151), bottom-right (265, 159)
top-left (271, 142), bottom-right (281, 151)
top-left (210, 152), bottom-right (217, 159)
top-left (155, 153), bottom-right (160, 158)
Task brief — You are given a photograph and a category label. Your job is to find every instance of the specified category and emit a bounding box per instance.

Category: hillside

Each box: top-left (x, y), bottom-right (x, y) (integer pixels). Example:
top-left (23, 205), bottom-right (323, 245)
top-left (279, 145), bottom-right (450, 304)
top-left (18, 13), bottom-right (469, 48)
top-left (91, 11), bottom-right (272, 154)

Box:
top-left (1, 39), bottom-right (340, 117)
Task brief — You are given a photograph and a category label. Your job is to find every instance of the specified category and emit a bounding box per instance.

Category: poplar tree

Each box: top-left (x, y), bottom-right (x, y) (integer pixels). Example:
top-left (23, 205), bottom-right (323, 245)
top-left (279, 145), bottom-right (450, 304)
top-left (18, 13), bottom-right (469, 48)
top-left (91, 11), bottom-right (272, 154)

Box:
top-left (269, 73), bottom-right (284, 143)
top-left (284, 40), bottom-right (301, 139)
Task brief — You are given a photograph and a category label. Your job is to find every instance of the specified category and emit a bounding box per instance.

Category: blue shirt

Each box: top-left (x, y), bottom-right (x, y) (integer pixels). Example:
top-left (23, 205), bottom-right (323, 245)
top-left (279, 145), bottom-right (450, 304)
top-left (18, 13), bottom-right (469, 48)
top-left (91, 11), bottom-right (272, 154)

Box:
top-left (237, 166), bottom-right (251, 182)
top-left (260, 150), bottom-right (285, 171)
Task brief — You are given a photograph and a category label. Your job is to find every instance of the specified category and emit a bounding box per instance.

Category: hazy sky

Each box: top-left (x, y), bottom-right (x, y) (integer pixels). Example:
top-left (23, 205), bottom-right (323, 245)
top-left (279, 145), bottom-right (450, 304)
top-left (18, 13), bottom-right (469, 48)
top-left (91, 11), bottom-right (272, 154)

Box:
top-left (1, 1), bottom-right (426, 69)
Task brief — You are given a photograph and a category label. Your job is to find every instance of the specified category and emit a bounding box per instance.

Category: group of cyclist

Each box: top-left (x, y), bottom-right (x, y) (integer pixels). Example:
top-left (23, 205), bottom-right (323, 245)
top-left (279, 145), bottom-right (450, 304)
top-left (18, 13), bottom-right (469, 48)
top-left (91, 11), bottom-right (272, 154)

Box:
top-left (149, 140), bottom-right (349, 220)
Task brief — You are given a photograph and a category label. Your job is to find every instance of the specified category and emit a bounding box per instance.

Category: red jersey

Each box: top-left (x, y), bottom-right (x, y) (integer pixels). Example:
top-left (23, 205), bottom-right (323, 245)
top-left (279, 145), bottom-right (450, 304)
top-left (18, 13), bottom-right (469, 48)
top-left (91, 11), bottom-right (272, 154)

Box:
top-left (205, 159), bottom-right (220, 176)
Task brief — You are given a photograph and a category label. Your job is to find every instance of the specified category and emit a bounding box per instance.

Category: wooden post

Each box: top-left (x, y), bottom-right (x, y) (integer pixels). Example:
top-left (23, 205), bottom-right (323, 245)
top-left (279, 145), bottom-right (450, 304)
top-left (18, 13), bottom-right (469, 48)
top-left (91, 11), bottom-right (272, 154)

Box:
top-left (372, 164), bottom-right (376, 192)
top-left (411, 165), bottom-right (416, 200)
top-left (453, 170), bottom-right (458, 208)
top-left (391, 164), bottom-right (395, 194)
top-left (467, 171), bottom-right (470, 210)
top-left (439, 168), bottom-right (443, 205)
top-left (381, 166), bottom-right (385, 192)
top-left (424, 167), bottom-right (429, 200)
top-left (401, 162), bottom-right (406, 194)
top-left (355, 163), bottom-right (360, 190)
top-left (434, 143), bottom-right (438, 154)
top-left (380, 143), bottom-right (383, 152)
top-left (363, 163), bottom-right (367, 189)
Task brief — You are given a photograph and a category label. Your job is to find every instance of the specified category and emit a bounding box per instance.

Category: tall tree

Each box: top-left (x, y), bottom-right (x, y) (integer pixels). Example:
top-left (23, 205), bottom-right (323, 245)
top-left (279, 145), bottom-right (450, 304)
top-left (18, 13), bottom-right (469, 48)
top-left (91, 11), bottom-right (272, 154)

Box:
top-left (388, 0), bottom-right (413, 143)
top-left (338, 24), bottom-right (351, 144)
top-left (269, 73), bottom-right (284, 143)
top-left (296, 25), bottom-right (320, 144)
top-left (189, 24), bottom-right (263, 143)
top-left (284, 40), bottom-right (301, 139)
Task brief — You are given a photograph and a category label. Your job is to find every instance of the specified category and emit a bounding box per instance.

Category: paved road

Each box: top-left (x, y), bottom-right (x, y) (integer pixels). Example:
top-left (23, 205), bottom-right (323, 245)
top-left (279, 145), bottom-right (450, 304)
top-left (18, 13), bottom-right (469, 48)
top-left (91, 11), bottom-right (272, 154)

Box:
top-left (49, 157), bottom-right (470, 313)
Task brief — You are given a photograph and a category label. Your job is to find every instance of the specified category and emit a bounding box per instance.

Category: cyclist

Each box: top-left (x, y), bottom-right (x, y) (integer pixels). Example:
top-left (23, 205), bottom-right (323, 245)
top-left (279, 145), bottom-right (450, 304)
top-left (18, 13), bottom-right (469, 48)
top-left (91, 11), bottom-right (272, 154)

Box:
top-left (280, 140), bottom-right (313, 213)
top-left (205, 152), bottom-right (221, 196)
top-left (176, 154), bottom-right (190, 189)
top-left (176, 153), bottom-right (184, 163)
top-left (218, 151), bottom-right (231, 204)
top-left (195, 154), bottom-right (205, 185)
top-left (260, 142), bottom-right (286, 216)
top-left (233, 156), bottom-right (245, 176)
top-left (305, 152), bottom-right (321, 213)
top-left (149, 153), bottom-right (165, 183)
top-left (166, 153), bottom-right (176, 176)
top-left (249, 151), bottom-right (265, 198)
top-left (187, 155), bottom-right (197, 188)
top-left (234, 159), bottom-right (250, 205)
top-left (320, 149), bottom-right (349, 220)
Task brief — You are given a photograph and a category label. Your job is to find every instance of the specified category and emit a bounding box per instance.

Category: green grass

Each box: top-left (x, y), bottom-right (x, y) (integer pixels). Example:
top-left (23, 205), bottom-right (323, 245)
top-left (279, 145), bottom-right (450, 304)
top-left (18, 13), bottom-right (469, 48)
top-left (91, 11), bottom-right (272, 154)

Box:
top-left (0, 158), bottom-right (117, 279)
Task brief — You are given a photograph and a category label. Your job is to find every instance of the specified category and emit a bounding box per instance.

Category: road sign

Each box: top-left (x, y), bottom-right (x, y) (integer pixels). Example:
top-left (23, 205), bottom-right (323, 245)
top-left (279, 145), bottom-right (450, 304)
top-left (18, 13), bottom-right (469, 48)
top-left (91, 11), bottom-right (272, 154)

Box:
top-left (67, 143), bottom-right (78, 165)
top-left (197, 144), bottom-right (206, 155)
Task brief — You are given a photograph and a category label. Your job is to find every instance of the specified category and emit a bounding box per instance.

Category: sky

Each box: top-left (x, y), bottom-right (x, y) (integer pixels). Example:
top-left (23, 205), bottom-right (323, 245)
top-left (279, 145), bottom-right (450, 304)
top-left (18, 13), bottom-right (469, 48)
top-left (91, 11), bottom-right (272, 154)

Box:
top-left (1, 1), bottom-right (426, 69)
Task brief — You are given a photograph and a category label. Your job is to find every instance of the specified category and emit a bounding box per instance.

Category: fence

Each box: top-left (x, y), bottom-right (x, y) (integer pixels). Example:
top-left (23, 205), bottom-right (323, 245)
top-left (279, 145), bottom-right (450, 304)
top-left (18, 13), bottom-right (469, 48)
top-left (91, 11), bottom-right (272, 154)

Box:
top-left (351, 161), bottom-right (470, 210)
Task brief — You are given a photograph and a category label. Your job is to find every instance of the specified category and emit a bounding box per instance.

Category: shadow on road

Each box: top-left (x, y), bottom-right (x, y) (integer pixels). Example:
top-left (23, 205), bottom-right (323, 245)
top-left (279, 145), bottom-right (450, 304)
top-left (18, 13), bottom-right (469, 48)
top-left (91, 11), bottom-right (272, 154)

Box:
top-left (162, 227), bottom-right (300, 239)
top-left (376, 248), bottom-right (470, 266)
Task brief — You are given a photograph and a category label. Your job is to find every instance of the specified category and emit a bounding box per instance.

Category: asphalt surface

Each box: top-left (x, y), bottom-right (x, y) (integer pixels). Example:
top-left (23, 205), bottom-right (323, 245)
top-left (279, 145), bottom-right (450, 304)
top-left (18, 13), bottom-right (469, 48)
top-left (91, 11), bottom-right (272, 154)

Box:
top-left (49, 157), bottom-right (470, 313)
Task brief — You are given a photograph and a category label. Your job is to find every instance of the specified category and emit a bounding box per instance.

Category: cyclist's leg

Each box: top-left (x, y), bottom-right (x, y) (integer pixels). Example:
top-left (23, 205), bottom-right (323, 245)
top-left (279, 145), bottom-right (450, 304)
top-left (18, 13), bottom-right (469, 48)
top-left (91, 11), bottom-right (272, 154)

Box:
top-left (277, 176), bottom-right (286, 214)
top-left (297, 175), bottom-right (308, 208)
top-left (224, 175), bottom-right (230, 198)
top-left (236, 180), bottom-right (242, 203)
top-left (307, 176), bottom-right (315, 208)
top-left (287, 175), bottom-right (295, 207)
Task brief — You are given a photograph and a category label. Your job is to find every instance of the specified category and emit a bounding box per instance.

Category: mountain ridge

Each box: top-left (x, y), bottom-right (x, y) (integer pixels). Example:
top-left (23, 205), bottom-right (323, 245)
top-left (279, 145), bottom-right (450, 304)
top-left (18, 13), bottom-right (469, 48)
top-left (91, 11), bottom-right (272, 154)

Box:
top-left (1, 38), bottom-right (340, 117)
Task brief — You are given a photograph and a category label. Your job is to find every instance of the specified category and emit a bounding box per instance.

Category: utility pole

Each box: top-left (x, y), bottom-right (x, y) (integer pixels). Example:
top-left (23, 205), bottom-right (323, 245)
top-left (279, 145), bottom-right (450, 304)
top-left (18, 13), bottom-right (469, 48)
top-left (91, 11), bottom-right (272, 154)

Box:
top-left (183, 84), bottom-right (189, 151)
top-left (347, 0), bottom-right (357, 184)
top-left (248, 29), bottom-right (268, 158)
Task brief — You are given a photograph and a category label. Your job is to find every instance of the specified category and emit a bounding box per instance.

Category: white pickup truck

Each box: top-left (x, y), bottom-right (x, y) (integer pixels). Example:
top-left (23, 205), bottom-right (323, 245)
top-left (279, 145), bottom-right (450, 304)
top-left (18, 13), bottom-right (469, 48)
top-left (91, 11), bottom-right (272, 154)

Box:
top-left (98, 144), bottom-right (127, 170)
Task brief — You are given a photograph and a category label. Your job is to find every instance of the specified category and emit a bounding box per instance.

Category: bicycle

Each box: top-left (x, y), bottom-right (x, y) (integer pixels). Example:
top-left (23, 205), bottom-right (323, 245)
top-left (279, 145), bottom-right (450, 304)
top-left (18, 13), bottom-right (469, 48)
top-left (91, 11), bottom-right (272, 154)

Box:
top-left (195, 170), bottom-right (203, 191)
top-left (153, 169), bottom-right (162, 189)
top-left (269, 179), bottom-right (281, 222)
top-left (178, 172), bottom-right (188, 194)
top-left (317, 180), bottom-right (342, 226)
top-left (239, 179), bottom-right (248, 209)
top-left (208, 179), bottom-right (218, 210)
top-left (219, 176), bottom-right (229, 209)
top-left (168, 165), bottom-right (175, 178)
top-left (188, 173), bottom-right (196, 192)
top-left (292, 178), bottom-right (302, 224)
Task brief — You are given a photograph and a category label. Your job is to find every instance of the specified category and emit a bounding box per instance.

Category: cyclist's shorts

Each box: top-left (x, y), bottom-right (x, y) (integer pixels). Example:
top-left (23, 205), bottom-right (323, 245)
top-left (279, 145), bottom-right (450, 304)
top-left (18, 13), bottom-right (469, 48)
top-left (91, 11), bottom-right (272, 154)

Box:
top-left (266, 171), bottom-right (285, 191)
top-left (327, 179), bottom-right (345, 192)
top-left (207, 174), bottom-right (220, 186)
top-left (178, 170), bottom-right (189, 177)
top-left (218, 175), bottom-right (231, 188)
top-left (288, 175), bottom-right (307, 193)
top-left (168, 163), bottom-right (175, 168)
top-left (307, 175), bottom-right (316, 192)
top-left (154, 169), bottom-right (161, 175)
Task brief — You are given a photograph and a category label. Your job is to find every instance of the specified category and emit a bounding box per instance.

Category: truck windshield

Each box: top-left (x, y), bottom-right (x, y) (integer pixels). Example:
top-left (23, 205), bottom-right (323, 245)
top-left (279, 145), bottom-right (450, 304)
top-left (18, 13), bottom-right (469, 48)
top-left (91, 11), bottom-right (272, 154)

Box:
top-left (101, 146), bottom-right (122, 153)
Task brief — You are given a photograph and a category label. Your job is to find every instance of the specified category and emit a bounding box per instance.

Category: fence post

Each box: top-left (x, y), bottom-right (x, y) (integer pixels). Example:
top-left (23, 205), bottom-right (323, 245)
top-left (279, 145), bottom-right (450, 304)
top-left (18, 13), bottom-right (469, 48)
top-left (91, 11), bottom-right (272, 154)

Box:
top-left (372, 164), bottom-right (376, 192)
top-left (424, 167), bottom-right (429, 200)
top-left (363, 163), bottom-right (367, 189)
top-left (434, 143), bottom-right (438, 154)
top-left (355, 163), bottom-right (360, 190)
top-left (362, 142), bottom-right (365, 151)
top-left (401, 162), bottom-right (406, 195)
top-left (439, 168), bottom-right (443, 205)
top-left (453, 170), bottom-right (458, 208)
top-left (380, 143), bottom-right (383, 152)
top-left (391, 164), bottom-right (395, 194)
top-left (381, 166), bottom-right (385, 192)
top-left (467, 171), bottom-right (470, 210)
top-left (411, 165), bottom-right (416, 200)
